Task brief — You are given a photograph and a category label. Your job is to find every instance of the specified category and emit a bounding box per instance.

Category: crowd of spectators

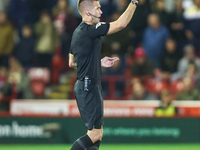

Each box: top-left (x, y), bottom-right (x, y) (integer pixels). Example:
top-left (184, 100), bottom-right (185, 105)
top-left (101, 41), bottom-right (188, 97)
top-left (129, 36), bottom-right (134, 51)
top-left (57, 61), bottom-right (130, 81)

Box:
top-left (102, 0), bottom-right (200, 102)
top-left (0, 0), bottom-right (200, 112)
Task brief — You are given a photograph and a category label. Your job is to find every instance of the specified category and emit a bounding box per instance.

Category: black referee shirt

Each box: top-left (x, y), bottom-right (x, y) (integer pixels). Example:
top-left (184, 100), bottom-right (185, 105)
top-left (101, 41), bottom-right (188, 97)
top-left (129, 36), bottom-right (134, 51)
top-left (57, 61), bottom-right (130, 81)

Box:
top-left (70, 21), bottom-right (110, 83)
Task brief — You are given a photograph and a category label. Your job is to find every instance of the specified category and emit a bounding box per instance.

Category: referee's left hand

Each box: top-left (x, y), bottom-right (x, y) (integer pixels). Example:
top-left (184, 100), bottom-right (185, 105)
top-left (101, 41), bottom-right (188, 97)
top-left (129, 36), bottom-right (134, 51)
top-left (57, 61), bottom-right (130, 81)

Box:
top-left (101, 56), bottom-right (119, 68)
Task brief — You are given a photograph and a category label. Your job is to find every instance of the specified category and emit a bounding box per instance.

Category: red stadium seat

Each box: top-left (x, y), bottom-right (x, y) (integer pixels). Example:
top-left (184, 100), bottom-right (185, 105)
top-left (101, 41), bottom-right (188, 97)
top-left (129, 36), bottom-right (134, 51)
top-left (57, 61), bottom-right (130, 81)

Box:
top-left (28, 68), bottom-right (50, 97)
top-left (30, 80), bottom-right (45, 97)
top-left (146, 80), bottom-right (169, 95)
top-left (28, 68), bottom-right (50, 83)
top-left (51, 52), bottom-right (65, 70)
top-left (170, 81), bottom-right (184, 94)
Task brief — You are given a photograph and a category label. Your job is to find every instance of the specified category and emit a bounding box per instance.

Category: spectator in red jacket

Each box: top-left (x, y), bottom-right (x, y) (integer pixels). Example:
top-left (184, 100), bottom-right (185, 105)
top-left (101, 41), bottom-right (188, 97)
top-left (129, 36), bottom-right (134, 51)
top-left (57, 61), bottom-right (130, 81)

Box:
top-left (131, 47), bottom-right (154, 77)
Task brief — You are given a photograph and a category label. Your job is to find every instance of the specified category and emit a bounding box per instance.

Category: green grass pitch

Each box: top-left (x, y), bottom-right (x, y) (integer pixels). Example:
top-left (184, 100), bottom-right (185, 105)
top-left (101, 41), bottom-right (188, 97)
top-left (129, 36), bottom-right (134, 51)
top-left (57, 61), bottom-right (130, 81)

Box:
top-left (1, 144), bottom-right (200, 150)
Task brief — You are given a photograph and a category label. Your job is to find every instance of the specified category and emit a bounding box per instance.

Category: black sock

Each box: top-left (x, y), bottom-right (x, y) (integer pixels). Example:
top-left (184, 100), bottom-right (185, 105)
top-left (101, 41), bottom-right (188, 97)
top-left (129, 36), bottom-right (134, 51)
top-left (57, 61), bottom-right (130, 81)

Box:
top-left (70, 134), bottom-right (93, 150)
top-left (87, 140), bottom-right (101, 150)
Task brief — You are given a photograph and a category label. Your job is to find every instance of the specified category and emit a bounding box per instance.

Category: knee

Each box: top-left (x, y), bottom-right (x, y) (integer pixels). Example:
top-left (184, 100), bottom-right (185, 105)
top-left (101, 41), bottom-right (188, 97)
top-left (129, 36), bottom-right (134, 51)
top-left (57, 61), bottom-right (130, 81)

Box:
top-left (87, 129), bottom-right (103, 143)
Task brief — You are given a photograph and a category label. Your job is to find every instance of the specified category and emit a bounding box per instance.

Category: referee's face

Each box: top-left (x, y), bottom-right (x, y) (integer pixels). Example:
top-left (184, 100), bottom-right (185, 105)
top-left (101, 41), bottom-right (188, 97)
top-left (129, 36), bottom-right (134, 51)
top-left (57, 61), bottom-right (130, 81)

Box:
top-left (91, 1), bottom-right (102, 24)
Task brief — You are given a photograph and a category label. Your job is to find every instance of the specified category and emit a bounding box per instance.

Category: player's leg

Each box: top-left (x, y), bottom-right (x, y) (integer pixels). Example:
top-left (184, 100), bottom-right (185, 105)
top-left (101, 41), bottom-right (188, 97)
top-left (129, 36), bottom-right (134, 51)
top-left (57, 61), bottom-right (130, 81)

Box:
top-left (87, 140), bottom-right (101, 150)
top-left (70, 134), bottom-right (93, 150)
top-left (86, 84), bottom-right (104, 150)
top-left (70, 81), bottom-right (103, 150)
top-left (70, 128), bottom-right (103, 150)
top-left (87, 128), bottom-right (103, 143)
top-left (70, 81), bottom-right (94, 150)
top-left (86, 128), bottom-right (103, 150)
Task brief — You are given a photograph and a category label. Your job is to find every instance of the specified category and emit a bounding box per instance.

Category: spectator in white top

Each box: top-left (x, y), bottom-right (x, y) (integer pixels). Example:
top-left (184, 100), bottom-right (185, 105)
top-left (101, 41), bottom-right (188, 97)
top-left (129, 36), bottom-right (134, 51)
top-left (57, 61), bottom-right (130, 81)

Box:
top-left (177, 44), bottom-right (200, 76)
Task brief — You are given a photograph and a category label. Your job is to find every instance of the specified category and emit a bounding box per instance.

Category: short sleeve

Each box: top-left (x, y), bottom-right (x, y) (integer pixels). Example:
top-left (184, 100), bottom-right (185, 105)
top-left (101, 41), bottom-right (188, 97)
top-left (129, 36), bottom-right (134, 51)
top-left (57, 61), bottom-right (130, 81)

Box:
top-left (87, 22), bottom-right (110, 38)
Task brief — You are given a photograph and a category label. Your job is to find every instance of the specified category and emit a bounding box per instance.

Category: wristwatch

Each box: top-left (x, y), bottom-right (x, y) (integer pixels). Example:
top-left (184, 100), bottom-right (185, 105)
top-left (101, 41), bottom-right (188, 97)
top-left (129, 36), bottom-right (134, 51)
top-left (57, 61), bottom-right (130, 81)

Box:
top-left (131, 0), bottom-right (138, 6)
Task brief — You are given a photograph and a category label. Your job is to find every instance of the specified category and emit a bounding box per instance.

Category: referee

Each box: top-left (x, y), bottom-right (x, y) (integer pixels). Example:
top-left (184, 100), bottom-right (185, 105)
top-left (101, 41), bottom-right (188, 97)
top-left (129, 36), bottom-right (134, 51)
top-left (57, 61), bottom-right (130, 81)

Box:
top-left (69, 0), bottom-right (139, 149)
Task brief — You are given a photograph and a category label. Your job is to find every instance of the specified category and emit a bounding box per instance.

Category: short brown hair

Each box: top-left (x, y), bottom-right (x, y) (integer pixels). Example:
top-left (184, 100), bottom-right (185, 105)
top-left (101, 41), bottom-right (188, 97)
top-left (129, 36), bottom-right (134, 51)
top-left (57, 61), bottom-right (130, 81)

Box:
top-left (78, 0), bottom-right (99, 15)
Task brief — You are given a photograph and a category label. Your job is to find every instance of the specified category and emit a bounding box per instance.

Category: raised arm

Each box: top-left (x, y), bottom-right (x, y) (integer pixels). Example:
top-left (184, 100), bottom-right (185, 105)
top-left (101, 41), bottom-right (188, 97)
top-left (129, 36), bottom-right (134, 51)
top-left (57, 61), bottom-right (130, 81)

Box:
top-left (107, 0), bottom-right (139, 35)
top-left (69, 53), bottom-right (77, 68)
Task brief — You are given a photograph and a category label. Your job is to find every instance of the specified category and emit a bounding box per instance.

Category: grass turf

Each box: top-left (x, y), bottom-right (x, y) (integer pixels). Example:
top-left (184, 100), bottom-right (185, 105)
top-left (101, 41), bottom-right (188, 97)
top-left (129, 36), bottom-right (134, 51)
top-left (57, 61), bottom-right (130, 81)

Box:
top-left (1, 144), bottom-right (200, 150)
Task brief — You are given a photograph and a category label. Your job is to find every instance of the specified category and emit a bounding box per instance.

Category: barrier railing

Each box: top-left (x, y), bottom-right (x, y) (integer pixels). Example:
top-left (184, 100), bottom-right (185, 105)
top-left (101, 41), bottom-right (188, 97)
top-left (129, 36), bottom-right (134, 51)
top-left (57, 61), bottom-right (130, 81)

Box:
top-left (101, 75), bottom-right (127, 100)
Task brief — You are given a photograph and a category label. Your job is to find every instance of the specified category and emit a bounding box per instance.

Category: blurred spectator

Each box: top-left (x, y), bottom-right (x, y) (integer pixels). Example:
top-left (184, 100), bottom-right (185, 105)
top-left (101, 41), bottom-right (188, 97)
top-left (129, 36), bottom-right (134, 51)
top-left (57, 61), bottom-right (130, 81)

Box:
top-left (155, 89), bottom-right (177, 117)
top-left (177, 44), bottom-right (200, 76)
top-left (130, 78), bottom-right (158, 100)
top-left (102, 54), bottom-right (125, 98)
top-left (52, 0), bottom-right (78, 57)
top-left (131, 47), bottom-right (154, 76)
top-left (170, 0), bottom-right (186, 55)
top-left (0, 0), bottom-right (10, 12)
top-left (0, 91), bottom-right (8, 111)
top-left (160, 38), bottom-right (180, 78)
top-left (0, 67), bottom-right (7, 89)
top-left (113, 0), bottom-right (129, 14)
top-left (0, 58), bottom-right (34, 111)
top-left (184, 0), bottom-right (200, 53)
top-left (2, 58), bottom-right (33, 98)
top-left (170, 0), bottom-right (184, 33)
top-left (185, 60), bottom-right (199, 80)
top-left (153, 0), bottom-right (171, 28)
top-left (7, 0), bottom-right (31, 37)
top-left (176, 76), bottom-right (199, 100)
top-left (143, 13), bottom-right (170, 68)
top-left (129, 0), bottom-right (152, 47)
top-left (100, 0), bottom-right (116, 21)
top-left (197, 77), bottom-right (200, 91)
top-left (53, 0), bottom-right (73, 35)
top-left (182, 0), bottom-right (194, 10)
top-left (103, 11), bottom-right (134, 56)
top-left (68, 0), bottom-right (81, 19)
top-left (14, 25), bottom-right (35, 68)
top-left (164, 0), bottom-right (175, 13)
top-left (34, 11), bottom-right (59, 68)
top-left (0, 12), bottom-right (15, 67)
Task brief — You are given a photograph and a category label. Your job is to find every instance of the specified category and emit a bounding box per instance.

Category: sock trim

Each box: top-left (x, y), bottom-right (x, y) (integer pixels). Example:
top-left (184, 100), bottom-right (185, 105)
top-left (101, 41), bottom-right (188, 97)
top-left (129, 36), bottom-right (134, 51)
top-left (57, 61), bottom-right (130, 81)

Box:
top-left (77, 139), bottom-right (87, 149)
top-left (91, 146), bottom-right (98, 150)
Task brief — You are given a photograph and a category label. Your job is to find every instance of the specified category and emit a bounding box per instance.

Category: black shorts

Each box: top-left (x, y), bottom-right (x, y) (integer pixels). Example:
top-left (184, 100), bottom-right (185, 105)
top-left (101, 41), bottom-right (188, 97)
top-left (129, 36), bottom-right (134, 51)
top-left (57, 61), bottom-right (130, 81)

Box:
top-left (74, 80), bottom-right (104, 130)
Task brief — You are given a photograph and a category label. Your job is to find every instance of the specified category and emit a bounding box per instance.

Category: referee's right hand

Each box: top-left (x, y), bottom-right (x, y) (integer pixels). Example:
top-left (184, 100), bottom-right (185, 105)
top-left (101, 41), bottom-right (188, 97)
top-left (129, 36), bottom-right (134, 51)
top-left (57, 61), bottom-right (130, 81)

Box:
top-left (101, 56), bottom-right (119, 68)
